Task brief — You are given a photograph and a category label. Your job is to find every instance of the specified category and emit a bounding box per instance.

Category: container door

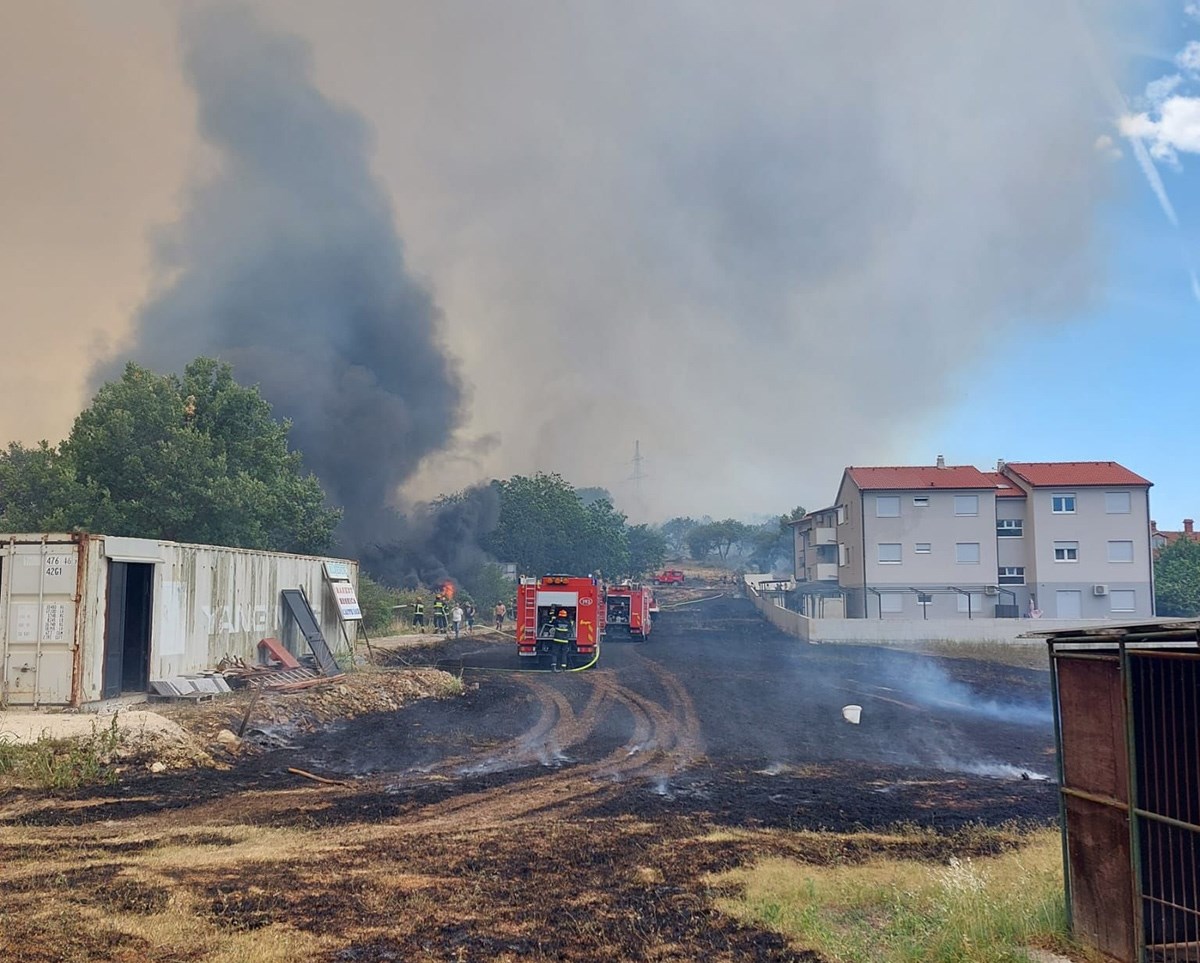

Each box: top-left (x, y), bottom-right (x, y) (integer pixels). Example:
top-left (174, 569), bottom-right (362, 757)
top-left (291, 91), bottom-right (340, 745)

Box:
top-left (2, 543), bottom-right (79, 706)
top-left (103, 561), bottom-right (153, 698)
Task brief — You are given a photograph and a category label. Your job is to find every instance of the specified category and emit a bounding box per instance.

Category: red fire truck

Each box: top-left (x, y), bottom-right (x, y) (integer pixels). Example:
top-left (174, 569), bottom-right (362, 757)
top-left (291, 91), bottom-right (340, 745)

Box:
top-left (604, 581), bottom-right (656, 640)
top-left (515, 574), bottom-right (603, 667)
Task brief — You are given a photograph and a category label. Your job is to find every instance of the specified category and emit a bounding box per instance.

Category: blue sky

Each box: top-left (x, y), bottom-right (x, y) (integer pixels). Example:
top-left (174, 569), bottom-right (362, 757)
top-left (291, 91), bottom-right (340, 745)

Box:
top-left (914, 7), bottom-right (1200, 532)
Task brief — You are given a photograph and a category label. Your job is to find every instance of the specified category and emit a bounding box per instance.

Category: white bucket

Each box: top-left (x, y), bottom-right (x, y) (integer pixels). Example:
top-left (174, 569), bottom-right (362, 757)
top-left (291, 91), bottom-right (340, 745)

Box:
top-left (842, 704), bottom-right (862, 725)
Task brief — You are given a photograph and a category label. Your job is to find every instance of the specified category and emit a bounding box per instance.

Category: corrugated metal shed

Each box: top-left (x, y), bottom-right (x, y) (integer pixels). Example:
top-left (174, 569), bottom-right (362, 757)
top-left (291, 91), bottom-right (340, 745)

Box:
top-left (0, 533), bottom-right (357, 707)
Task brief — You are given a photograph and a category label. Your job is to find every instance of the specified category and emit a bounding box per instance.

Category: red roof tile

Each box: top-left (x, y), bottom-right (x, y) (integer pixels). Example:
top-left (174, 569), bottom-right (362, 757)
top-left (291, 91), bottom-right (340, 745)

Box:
top-left (845, 466), bottom-right (996, 491)
top-left (1002, 461), bottom-right (1151, 488)
top-left (981, 471), bottom-right (1025, 497)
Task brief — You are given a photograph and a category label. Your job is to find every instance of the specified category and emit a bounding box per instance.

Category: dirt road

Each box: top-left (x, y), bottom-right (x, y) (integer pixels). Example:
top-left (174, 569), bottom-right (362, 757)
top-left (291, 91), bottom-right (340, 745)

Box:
top-left (0, 590), bottom-right (1058, 962)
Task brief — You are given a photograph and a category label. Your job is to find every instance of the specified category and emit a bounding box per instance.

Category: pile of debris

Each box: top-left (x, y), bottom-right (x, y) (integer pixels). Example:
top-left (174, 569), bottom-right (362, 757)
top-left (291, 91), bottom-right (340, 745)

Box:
top-left (218, 638), bottom-right (345, 692)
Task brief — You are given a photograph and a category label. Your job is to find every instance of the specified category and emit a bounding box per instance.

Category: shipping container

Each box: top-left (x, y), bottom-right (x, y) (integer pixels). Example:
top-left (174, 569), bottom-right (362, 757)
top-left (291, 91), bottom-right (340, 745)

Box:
top-left (0, 533), bottom-right (357, 707)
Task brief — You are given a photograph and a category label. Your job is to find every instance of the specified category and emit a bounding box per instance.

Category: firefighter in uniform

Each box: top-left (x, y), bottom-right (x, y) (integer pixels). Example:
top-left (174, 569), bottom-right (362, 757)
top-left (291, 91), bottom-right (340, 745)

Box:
top-left (433, 595), bottom-right (446, 632)
top-left (551, 608), bottom-right (571, 672)
top-left (412, 598), bottom-right (425, 632)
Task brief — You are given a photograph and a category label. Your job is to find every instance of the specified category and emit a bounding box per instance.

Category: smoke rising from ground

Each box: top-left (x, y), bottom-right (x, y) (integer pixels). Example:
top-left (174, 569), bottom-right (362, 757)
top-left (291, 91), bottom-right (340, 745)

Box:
top-left (97, 3), bottom-right (464, 562)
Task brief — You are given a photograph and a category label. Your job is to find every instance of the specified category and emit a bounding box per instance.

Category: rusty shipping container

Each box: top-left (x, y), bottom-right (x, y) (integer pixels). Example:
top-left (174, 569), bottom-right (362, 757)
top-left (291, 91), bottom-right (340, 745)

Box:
top-left (0, 533), bottom-right (357, 707)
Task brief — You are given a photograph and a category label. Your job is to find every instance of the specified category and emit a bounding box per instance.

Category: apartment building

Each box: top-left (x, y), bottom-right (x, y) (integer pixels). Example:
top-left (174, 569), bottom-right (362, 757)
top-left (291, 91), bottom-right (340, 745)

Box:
top-left (793, 458), bottom-right (1153, 621)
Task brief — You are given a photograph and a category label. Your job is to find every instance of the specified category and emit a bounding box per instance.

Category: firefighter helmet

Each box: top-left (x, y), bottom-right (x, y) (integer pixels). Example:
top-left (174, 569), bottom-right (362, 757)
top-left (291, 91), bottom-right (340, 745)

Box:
top-left (557, 609), bottom-right (568, 617)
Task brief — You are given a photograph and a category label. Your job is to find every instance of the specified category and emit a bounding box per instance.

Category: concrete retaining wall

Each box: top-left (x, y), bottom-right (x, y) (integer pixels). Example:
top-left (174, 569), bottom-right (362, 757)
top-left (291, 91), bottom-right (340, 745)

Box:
top-left (744, 580), bottom-right (1101, 645)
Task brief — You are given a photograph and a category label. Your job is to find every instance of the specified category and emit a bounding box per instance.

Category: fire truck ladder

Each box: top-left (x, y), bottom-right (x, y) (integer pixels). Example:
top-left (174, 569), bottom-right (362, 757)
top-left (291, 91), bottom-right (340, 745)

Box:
top-left (522, 590), bottom-right (538, 643)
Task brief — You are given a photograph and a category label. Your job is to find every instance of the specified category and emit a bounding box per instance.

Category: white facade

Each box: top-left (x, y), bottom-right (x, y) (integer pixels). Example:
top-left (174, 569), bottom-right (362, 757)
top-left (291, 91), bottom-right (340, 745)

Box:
top-left (793, 461), bottom-right (1154, 623)
top-left (0, 533), bottom-right (356, 707)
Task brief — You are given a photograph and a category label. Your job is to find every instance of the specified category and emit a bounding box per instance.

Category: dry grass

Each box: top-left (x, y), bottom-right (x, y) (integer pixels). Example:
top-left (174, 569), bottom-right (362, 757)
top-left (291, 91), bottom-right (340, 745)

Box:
top-left (710, 828), bottom-right (1090, 963)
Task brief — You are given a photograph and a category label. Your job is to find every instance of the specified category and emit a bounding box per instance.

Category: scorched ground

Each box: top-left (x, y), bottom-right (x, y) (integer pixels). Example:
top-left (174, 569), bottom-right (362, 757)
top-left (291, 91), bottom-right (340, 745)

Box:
top-left (0, 591), bottom-right (1057, 962)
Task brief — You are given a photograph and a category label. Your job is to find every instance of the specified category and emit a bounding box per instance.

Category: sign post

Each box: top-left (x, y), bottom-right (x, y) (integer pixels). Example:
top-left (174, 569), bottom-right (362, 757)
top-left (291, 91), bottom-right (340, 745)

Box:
top-left (323, 562), bottom-right (372, 656)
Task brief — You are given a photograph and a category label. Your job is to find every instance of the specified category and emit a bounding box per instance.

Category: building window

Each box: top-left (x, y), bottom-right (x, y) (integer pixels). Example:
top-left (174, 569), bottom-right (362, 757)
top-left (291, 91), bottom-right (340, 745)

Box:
top-left (915, 542), bottom-right (931, 554)
top-left (1108, 540), bottom-right (1134, 563)
top-left (1052, 493), bottom-right (1076, 514)
top-left (836, 505), bottom-right (847, 525)
top-left (1110, 590), bottom-right (1136, 613)
top-left (838, 543), bottom-right (849, 567)
top-left (998, 566), bottom-right (1025, 585)
top-left (876, 496), bottom-right (900, 517)
top-left (912, 496), bottom-right (929, 507)
top-left (956, 592), bottom-right (984, 613)
top-left (1105, 491), bottom-right (1131, 514)
top-left (878, 543), bottom-right (902, 564)
top-left (1054, 541), bottom-right (1079, 562)
top-left (996, 519), bottom-right (1023, 538)
top-left (954, 495), bottom-right (979, 516)
top-left (956, 542), bottom-right (980, 564)
top-left (879, 593), bottom-right (904, 614)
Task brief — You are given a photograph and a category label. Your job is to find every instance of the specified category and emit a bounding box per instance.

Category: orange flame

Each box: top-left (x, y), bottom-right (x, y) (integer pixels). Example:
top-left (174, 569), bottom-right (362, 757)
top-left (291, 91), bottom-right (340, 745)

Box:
top-left (442, 582), bottom-right (455, 600)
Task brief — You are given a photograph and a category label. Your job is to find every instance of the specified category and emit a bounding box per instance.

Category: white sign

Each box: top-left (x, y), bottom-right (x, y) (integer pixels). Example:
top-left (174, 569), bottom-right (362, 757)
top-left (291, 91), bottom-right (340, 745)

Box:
top-left (332, 582), bottom-right (362, 621)
top-left (324, 561), bottom-right (352, 582)
top-left (14, 603), bottom-right (37, 641)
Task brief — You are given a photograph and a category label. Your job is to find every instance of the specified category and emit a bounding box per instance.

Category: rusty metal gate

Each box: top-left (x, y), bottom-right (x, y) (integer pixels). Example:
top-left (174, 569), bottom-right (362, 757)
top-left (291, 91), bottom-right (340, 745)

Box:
top-left (1049, 627), bottom-right (1200, 963)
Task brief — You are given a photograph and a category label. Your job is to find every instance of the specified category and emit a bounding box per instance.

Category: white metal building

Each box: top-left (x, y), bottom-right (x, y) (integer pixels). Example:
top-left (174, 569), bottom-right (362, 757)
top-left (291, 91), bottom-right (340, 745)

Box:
top-left (0, 533), bottom-right (357, 707)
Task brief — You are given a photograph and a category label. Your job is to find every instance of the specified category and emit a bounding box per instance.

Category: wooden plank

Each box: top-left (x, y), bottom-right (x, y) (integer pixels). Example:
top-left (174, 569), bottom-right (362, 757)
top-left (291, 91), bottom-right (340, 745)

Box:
top-left (258, 637), bottom-right (302, 670)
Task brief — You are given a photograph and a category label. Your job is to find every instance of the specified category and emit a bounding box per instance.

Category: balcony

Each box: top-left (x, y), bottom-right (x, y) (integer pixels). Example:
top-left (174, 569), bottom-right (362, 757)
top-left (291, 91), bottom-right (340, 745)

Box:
top-left (806, 562), bottom-right (838, 582)
top-left (809, 527), bottom-right (836, 546)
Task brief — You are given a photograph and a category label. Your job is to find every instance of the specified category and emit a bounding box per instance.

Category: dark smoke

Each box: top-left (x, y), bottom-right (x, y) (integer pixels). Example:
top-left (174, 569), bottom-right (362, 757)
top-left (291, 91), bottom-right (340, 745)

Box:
top-left (96, 3), bottom-right (470, 566)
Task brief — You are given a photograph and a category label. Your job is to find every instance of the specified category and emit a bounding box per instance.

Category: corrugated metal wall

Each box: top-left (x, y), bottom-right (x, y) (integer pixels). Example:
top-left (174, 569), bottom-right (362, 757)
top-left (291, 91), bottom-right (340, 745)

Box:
top-left (0, 533), bottom-right (357, 707)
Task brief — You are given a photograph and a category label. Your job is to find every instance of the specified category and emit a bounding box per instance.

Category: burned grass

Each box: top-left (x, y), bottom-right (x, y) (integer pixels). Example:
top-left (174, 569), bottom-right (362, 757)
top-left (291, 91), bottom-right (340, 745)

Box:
top-left (0, 595), bottom-right (1063, 960)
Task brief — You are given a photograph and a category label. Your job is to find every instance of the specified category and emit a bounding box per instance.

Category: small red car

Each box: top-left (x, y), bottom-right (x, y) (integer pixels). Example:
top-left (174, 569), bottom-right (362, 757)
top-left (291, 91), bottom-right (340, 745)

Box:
top-left (653, 569), bottom-right (686, 585)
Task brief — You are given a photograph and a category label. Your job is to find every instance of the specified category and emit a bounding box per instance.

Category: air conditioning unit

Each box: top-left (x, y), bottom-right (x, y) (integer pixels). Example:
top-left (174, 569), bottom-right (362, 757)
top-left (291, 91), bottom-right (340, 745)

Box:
top-left (1092, 584), bottom-right (1109, 597)
top-left (984, 585), bottom-right (999, 596)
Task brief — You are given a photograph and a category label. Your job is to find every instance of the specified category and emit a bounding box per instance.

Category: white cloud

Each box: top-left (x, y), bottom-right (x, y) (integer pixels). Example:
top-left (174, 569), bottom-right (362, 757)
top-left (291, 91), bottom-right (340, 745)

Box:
top-left (1121, 96), bottom-right (1200, 161)
top-left (1146, 73), bottom-right (1183, 104)
top-left (1177, 40), bottom-right (1200, 72)
top-left (1187, 3), bottom-right (1200, 22)
top-left (1191, 269), bottom-right (1200, 303)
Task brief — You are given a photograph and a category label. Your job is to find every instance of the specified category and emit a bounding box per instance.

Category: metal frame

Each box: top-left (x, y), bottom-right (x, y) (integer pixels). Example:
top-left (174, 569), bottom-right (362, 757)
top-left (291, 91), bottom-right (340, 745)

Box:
top-left (1044, 620), bottom-right (1200, 963)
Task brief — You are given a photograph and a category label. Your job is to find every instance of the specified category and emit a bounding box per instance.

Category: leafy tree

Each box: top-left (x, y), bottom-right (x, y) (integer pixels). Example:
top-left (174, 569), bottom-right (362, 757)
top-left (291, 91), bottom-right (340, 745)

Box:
top-left (579, 497), bottom-right (630, 579)
top-left (661, 516), bottom-right (699, 556)
top-left (626, 524), bottom-right (668, 577)
top-left (687, 519), bottom-right (753, 562)
top-left (357, 573), bottom-right (402, 633)
top-left (576, 486), bottom-right (614, 508)
top-left (0, 359), bottom-right (340, 554)
top-left (483, 473), bottom-right (582, 574)
top-left (461, 562), bottom-right (516, 612)
top-left (1155, 537), bottom-right (1200, 616)
top-left (0, 441), bottom-right (84, 532)
top-left (747, 506), bottom-right (807, 571)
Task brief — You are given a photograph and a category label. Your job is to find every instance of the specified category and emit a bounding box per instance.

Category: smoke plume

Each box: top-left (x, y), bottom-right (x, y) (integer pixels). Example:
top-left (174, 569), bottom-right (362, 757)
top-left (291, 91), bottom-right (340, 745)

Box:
top-left (98, 3), bottom-right (463, 561)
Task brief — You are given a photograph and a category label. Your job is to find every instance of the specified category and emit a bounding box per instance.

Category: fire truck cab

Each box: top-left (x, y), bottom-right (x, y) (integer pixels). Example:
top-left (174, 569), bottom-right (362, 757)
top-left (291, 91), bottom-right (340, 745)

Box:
top-left (605, 581), bottom-right (655, 640)
top-left (516, 574), bottom-right (603, 666)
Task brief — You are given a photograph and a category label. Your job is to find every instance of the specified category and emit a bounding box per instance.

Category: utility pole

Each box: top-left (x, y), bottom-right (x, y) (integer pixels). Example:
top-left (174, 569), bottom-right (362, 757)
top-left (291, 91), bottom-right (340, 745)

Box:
top-left (631, 440), bottom-right (645, 498)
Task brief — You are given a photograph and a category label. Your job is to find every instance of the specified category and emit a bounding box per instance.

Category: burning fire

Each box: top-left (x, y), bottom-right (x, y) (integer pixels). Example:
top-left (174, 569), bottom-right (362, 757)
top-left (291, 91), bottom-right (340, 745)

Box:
top-left (442, 582), bottom-right (455, 600)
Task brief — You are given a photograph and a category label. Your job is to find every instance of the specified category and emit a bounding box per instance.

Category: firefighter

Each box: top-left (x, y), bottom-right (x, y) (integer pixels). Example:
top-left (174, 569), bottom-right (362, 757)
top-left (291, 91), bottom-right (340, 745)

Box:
top-left (433, 595), bottom-right (446, 632)
top-left (412, 598), bottom-right (426, 633)
top-left (551, 608), bottom-right (571, 672)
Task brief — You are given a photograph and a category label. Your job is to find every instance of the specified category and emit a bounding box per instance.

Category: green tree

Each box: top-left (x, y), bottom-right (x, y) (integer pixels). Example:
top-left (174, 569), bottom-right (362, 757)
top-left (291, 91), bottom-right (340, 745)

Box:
top-left (687, 519), bottom-right (754, 562)
top-left (1, 359), bottom-right (340, 554)
top-left (579, 497), bottom-right (630, 579)
top-left (747, 506), bottom-right (807, 571)
top-left (661, 516), bottom-right (700, 556)
top-left (0, 441), bottom-right (84, 532)
top-left (482, 473), bottom-right (632, 577)
top-left (483, 473), bottom-right (582, 574)
top-left (1155, 538), bottom-right (1200, 616)
top-left (575, 486), bottom-right (614, 508)
top-left (626, 524), bottom-right (668, 577)
top-left (461, 562), bottom-right (516, 612)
